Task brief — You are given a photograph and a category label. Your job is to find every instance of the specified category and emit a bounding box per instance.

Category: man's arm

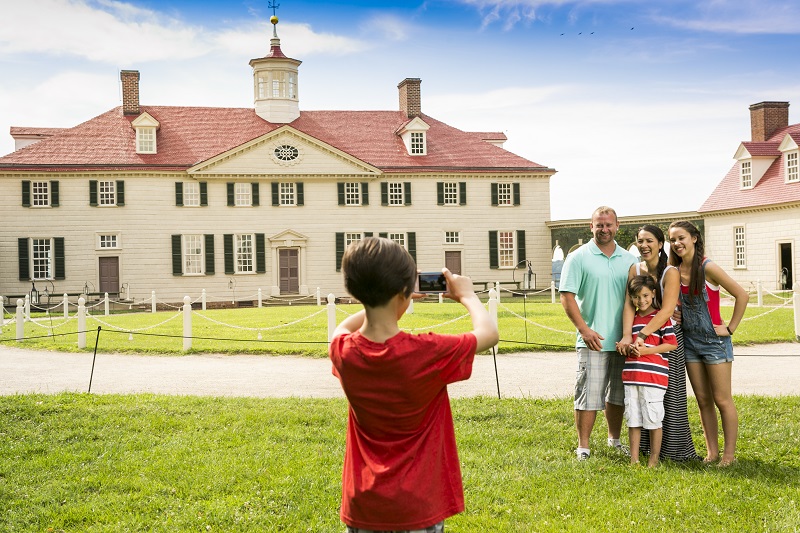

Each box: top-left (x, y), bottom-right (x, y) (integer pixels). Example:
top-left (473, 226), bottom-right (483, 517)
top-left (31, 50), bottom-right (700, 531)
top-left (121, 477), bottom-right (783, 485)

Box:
top-left (560, 291), bottom-right (604, 351)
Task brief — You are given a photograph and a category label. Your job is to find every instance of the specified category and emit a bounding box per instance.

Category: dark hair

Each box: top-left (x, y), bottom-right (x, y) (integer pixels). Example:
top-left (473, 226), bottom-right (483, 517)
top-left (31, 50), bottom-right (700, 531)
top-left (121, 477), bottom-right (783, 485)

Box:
top-left (341, 237), bottom-right (417, 307)
top-left (627, 274), bottom-right (660, 309)
top-left (637, 224), bottom-right (668, 305)
top-left (668, 220), bottom-right (705, 300)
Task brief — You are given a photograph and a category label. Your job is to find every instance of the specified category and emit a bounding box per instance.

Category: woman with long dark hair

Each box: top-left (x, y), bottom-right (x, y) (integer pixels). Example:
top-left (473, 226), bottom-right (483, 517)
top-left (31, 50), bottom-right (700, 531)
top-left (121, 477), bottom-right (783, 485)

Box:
top-left (618, 225), bottom-right (699, 461)
top-left (667, 221), bottom-right (748, 466)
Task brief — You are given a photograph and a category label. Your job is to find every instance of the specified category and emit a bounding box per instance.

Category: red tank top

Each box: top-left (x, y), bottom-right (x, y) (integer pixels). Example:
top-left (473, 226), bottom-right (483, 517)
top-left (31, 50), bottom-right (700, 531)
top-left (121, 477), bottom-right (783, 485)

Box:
top-left (680, 281), bottom-right (723, 325)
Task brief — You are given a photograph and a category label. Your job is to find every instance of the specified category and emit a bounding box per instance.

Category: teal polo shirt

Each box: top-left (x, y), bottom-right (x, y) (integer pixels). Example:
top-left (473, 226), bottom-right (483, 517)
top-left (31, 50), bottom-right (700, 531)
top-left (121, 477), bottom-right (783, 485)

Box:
top-left (559, 240), bottom-right (637, 351)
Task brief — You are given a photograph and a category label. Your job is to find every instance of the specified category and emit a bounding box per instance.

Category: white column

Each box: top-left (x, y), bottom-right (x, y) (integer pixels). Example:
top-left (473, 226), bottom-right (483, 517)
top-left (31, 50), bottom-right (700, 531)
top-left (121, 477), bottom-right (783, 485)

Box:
top-left (438, 293), bottom-right (444, 304)
top-left (0, 296), bottom-right (4, 329)
top-left (151, 291), bottom-right (157, 313)
top-left (104, 292), bottom-right (110, 316)
top-left (495, 281), bottom-right (501, 304)
top-left (77, 297), bottom-right (86, 349)
top-left (16, 299), bottom-right (24, 341)
top-left (756, 280), bottom-right (763, 307)
top-left (201, 289), bottom-right (207, 311)
top-left (24, 294), bottom-right (30, 321)
top-left (63, 293), bottom-right (69, 318)
top-left (316, 287), bottom-right (321, 306)
top-left (488, 289), bottom-right (499, 352)
top-left (258, 288), bottom-right (263, 308)
top-left (183, 295), bottom-right (192, 351)
top-left (327, 293), bottom-right (337, 342)
top-left (551, 280), bottom-right (556, 304)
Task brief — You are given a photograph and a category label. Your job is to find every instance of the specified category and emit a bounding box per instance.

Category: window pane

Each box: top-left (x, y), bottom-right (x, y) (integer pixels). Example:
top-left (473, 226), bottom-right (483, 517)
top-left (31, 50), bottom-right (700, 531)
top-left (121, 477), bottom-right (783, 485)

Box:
top-left (499, 231), bottom-right (515, 267)
top-left (389, 233), bottom-right (405, 248)
top-left (411, 132), bottom-right (424, 154)
top-left (445, 231), bottom-right (461, 244)
top-left (137, 128), bottom-right (155, 152)
top-left (32, 238), bottom-right (52, 280)
top-left (388, 182), bottom-right (404, 205)
top-left (497, 183), bottom-right (512, 205)
top-left (280, 182), bottom-right (296, 205)
top-left (734, 227), bottom-right (746, 268)
top-left (99, 234), bottom-right (118, 249)
top-left (236, 234), bottom-right (254, 273)
top-left (32, 181), bottom-right (50, 206)
top-left (787, 152), bottom-right (799, 183)
top-left (741, 161), bottom-right (752, 188)
top-left (184, 235), bottom-right (204, 274)
top-left (235, 183), bottom-right (251, 206)
top-left (443, 182), bottom-right (458, 205)
top-left (183, 182), bottom-right (200, 206)
top-left (345, 233), bottom-right (362, 247)
top-left (345, 183), bottom-right (361, 205)
top-left (99, 181), bottom-right (116, 205)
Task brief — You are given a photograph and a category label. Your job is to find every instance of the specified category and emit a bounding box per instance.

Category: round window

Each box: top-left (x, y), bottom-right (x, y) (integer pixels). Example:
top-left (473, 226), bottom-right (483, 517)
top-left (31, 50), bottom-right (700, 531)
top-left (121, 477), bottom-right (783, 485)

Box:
top-left (274, 145), bottom-right (299, 161)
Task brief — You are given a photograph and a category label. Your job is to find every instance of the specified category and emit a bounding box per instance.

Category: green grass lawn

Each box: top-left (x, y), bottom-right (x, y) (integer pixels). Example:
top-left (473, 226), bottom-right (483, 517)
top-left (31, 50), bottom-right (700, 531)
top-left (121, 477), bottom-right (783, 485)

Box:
top-left (2, 299), bottom-right (797, 356)
top-left (1, 394), bottom-right (798, 532)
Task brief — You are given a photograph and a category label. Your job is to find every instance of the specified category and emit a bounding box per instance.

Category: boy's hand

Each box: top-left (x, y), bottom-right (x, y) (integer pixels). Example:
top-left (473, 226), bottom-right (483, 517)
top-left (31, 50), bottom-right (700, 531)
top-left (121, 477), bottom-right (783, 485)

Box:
top-left (442, 268), bottom-right (475, 303)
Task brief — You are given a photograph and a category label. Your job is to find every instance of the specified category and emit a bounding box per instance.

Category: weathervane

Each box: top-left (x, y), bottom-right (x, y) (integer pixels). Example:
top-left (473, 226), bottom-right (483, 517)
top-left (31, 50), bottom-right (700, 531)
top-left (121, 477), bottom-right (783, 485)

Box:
top-left (269, 1), bottom-right (280, 28)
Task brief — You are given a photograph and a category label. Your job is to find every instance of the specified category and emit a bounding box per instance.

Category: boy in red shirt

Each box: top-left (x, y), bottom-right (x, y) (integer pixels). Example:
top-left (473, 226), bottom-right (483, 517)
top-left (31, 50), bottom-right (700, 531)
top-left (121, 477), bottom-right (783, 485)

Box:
top-left (329, 237), bottom-right (499, 532)
top-left (622, 275), bottom-right (678, 467)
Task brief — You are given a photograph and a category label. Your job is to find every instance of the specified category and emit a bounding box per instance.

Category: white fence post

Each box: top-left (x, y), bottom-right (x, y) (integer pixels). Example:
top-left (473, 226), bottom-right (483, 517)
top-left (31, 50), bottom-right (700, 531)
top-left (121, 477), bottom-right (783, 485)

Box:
top-left (0, 296), bottom-right (4, 329)
top-left (77, 297), bottom-right (86, 349)
top-left (551, 280), bottom-right (556, 304)
top-left (202, 289), bottom-right (207, 311)
top-left (183, 296), bottom-right (192, 351)
top-left (327, 293), bottom-right (337, 342)
top-left (16, 299), bottom-right (24, 341)
top-left (488, 289), bottom-right (499, 352)
top-left (258, 288), bottom-right (263, 308)
top-left (104, 292), bottom-right (110, 316)
top-left (794, 286), bottom-right (800, 342)
top-left (438, 293), bottom-right (444, 304)
top-left (24, 294), bottom-right (30, 321)
top-left (495, 281), bottom-right (501, 304)
top-left (407, 298), bottom-right (414, 314)
top-left (151, 291), bottom-right (157, 313)
top-left (756, 280), bottom-right (763, 307)
top-left (63, 293), bottom-right (69, 318)
top-left (316, 287), bottom-right (321, 306)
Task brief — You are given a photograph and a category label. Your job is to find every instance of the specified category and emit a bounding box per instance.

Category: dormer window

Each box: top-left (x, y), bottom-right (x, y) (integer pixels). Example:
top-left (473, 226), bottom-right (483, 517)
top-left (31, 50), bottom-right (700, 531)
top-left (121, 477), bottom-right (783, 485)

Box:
top-left (397, 117), bottom-right (430, 156)
top-left (131, 112), bottom-right (160, 154)
top-left (741, 160), bottom-right (752, 188)
top-left (786, 151), bottom-right (799, 183)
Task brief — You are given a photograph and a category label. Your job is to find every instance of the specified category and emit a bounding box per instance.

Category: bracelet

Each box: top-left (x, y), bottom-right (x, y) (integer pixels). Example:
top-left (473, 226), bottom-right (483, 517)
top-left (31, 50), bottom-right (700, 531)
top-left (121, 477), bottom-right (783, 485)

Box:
top-left (637, 331), bottom-right (647, 340)
top-left (726, 326), bottom-right (733, 335)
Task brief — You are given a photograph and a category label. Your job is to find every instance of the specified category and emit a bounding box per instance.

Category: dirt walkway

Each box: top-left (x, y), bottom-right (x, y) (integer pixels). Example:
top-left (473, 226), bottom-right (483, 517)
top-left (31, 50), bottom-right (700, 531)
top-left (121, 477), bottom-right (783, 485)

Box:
top-left (2, 343), bottom-right (798, 398)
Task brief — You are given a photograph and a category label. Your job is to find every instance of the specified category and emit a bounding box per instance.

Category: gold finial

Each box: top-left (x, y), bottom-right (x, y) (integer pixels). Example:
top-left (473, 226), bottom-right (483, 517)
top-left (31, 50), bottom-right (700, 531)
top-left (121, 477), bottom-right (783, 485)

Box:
top-left (270, 15), bottom-right (278, 25)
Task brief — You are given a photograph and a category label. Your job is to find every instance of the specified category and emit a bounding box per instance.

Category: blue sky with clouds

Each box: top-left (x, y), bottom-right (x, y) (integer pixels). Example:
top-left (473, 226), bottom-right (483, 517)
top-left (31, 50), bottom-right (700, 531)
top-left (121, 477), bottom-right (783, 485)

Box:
top-left (2, 0), bottom-right (799, 219)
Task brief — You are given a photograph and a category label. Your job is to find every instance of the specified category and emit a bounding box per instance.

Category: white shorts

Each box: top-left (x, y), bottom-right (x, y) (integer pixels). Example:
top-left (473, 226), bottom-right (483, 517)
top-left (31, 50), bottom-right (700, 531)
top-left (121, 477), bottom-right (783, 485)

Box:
top-left (624, 385), bottom-right (665, 430)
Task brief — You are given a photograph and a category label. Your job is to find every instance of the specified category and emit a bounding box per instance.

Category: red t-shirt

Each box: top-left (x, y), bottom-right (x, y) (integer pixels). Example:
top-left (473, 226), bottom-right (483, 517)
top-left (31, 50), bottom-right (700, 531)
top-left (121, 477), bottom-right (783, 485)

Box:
top-left (329, 330), bottom-right (477, 530)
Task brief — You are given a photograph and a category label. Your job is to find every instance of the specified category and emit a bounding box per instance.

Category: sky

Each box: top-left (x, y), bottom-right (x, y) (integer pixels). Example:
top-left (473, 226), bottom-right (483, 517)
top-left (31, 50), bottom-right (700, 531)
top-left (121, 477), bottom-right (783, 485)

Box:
top-left (1, 0), bottom-right (799, 220)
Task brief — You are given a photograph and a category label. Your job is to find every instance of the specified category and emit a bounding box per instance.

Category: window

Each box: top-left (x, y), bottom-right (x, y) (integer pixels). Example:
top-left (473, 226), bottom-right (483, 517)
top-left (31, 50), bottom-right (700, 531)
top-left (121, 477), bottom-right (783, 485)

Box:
top-left (445, 231), bottom-right (461, 244)
top-left (498, 231), bottom-right (515, 267)
top-left (257, 73), bottom-right (269, 99)
top-left (272, 71), bottom-right (285, 97)
top-left (288, 73), bottom-right (297, 99)
top-left (99, 181), bottom-right (116, 206)
top-left (274, 145), bottom-right (299, 161)
top-left (497, 183), bottom-right (513, 206)
top-left (741, 160), bottom-right (752, 188)
top-left (236, 234), bottom-right (254, 273)
top-left (136, 128), bottom-right (156, 153)
top-left (489, 230), bottom-right (525, 270)
top-left (345, 183), bottom-right (361, 206)
top-left (280, 182), bottom-right (296, 205)
top-left (443, 183), bottom-right (459, 205)
top-left (184, 235), bottom-right (204, 275)
top-left (345, 233), bottom-right (363, 247)
top-left (183, 182), bottom-right (200, 206)
top-left (388, 233), bottom-right (406, 248)
top-left (410, 132), bottom-right (425, 155)
top-left (32, 181), bottom-right (50, 207)
top-left (437, 182), bottom-right (466, 206)
top-left (734, 226), bottom-right (746, 268)
top-left (32, 239), bottom-right (53, 280)
top-left (787, 152), bottom-right (799, 183)
top-left (235, 183), bottom-right (252, 206)
top-left (272, 182), bottom-right (303, 206)
top-left (98, 234), bottom-right (118, 249)
top-left (388, 183), bottom-right (404, 205)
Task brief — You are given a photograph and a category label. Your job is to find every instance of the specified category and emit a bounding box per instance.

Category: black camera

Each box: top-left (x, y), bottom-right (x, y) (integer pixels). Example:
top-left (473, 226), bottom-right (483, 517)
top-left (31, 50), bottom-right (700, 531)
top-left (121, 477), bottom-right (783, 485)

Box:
top-left (417, 272), bottom-right (447, 293)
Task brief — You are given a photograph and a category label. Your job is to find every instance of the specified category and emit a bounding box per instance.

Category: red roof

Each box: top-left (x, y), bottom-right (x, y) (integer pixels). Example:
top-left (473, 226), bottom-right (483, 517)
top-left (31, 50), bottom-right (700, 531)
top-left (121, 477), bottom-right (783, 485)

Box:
top-left (699, 123), bottom-right (800, 213)
top-left (1, 106), bottom-right (549, 173)
top-left (10, 127), bottom-right (68, 138)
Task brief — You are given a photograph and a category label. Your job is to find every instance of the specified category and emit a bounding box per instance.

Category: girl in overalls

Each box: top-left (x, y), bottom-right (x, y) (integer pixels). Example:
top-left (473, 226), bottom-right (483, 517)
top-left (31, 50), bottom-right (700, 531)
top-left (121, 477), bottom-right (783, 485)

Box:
top-left (668, 221), bottom-right (749, 466)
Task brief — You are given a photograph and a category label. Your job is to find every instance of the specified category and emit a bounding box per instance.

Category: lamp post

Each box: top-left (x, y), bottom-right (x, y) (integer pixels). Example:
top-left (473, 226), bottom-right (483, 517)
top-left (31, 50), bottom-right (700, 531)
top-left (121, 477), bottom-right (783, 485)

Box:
top-left (30, 281), bottom-right (39, 306)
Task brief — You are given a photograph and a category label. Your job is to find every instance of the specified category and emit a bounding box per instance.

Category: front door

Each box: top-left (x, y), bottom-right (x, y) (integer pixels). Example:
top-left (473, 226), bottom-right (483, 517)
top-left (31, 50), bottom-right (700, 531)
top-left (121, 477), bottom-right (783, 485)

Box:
top-left (779, 242), bottom-right (793, 290)
top-left (445, 251), bottom-right (462, 275)
top-left (98, 257), bottom-right (120, 295)
top-left (279, 249), bottom-right (299, 294)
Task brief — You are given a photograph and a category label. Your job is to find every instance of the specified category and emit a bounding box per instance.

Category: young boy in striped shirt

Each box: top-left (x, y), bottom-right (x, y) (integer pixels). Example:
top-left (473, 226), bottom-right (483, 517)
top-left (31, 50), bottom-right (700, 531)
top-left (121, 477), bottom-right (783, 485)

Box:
top-left (622, 275), bottom-right (677, 467)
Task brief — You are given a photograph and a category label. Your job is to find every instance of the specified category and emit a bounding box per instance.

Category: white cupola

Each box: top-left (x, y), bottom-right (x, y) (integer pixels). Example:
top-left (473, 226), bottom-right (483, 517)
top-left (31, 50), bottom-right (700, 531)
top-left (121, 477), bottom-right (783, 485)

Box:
top-left (249, 15), bottom-right (301, 124)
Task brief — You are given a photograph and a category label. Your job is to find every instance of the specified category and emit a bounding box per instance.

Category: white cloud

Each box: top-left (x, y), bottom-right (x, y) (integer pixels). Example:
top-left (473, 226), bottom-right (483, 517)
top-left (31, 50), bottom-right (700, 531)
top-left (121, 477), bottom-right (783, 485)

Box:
top-left (653, 1), bottom-right (800, 34)
top-left (359, 14), bottom-right (413, 41)
top-left (215, 22), bottom-right (368, 58)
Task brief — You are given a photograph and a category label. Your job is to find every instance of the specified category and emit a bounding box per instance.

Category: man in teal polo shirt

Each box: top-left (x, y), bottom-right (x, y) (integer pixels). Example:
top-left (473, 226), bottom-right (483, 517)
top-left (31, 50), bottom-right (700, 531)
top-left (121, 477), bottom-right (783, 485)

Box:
top-left (560, 206), bottom-right (637, 461)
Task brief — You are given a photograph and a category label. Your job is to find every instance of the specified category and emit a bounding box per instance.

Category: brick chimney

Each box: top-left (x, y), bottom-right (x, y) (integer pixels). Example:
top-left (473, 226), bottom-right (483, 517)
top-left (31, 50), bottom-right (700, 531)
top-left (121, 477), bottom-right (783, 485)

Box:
top-left (398, 78), bottom-right (421, 118)
top-left (121, 70), bottom-right (140, 115)
top-left (749, 101), bottom-right (789, 142)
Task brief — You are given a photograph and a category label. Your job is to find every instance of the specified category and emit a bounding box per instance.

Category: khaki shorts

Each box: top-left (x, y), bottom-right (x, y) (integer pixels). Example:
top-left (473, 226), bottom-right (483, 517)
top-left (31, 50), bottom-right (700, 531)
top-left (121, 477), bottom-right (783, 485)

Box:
top-left (624, 385), bottom-right (666, 430)
top-left (347, 521), bottom-right (444, 533)
top-left (574, 349), bottom-right (626, 411)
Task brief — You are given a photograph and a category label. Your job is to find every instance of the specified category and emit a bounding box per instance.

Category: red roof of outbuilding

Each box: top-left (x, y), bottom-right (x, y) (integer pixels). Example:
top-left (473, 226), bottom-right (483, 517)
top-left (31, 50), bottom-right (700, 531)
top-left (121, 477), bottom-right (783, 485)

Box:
top-left (699, 123), bottom-right (800, 213)
top-left (1, 106), bottom-right (550, 173)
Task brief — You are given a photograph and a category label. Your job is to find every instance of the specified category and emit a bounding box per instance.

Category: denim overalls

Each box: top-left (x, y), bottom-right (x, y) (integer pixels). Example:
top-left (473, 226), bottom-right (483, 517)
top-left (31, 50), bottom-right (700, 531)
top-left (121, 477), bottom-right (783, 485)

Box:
top-left (679, 259), bottom-right (734, 365)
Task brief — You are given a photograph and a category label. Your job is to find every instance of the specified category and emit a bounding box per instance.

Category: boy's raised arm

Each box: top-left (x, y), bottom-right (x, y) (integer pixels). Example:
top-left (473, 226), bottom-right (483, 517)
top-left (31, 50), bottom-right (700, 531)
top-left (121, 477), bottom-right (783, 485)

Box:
top-left (332, 309), bottom-right (366, 339)
top-left (442, 268), bottom-right (499, 352)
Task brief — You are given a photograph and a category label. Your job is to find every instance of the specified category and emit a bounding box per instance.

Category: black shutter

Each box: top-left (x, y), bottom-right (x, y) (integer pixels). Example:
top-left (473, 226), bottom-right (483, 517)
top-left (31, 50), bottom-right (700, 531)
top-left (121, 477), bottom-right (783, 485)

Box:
top-left (364, 232), bottom-right (373, 237)
top-left (491, 183), bottom-right (498, 206)
top-left (407, 232), bottom-right (416, 263)
top-left (89, 180), bottom-right (98, 206)
top-left (18, 238), bottom-right (29, 280)
top-left (489, 231), bottom-right (499, 269)
top-left (204, 234), bottom-right (215, 275)
top-left (50, 181), bottom-right (59, 207)
top-left (437, 182), bottom-right (444, 205)
top-left (361, 182), bottom-right (369, 206)
top-left (224, 234), bottom-right (234, 274)
top-left (272, 182), bottom-right (279, 206)
top-left (459, 182), bottom-right (467, 205)
top-left (337, 183), bottom-right (345, 205)
top-left (256, 233), bottom-right (266, 273)
top-left (517, 230), bottom-right (526, 266)
top-left (379, 232), bottom-right (388, 238)
top-left (297, 182), bottom-right (304, 206)
top-left (227, 183), bottom-right (235, 206)
top-left (200, 182), bottom-right (208, 206)
top-left (22, 181), bottom-right (31, 207)
top-left (513, 183), bottom-right (521, 206)
top-left (251, 183), bottom-right (259, 206)
top-left (381, 182), bottom-right (388, 206)
top-left (335, 232), bottom-right (345, 271)
top-left (171, 235), bottom-right (182, 275)
top-left (54, 237), bottom-right (65, 280)
top-left (404, 182), bottom-right (412, 205)
top-left (116, 180), bottom-right (125, 206)
top-left (175, 182), bottom-right (184, 206)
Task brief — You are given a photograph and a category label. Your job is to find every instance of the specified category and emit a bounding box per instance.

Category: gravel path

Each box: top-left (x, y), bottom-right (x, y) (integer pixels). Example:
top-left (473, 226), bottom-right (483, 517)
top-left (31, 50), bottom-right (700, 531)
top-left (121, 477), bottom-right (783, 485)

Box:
top-left (2, 343), bottom-right (798, 398)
